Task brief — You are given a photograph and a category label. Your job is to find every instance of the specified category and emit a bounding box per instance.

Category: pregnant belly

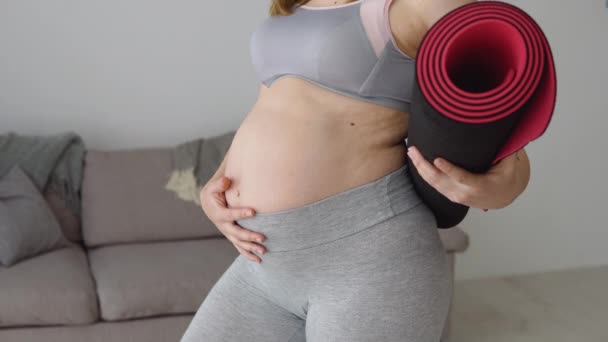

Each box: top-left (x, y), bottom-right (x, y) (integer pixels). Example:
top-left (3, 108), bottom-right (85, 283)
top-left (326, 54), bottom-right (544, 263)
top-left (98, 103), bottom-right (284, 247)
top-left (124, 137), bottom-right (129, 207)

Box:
top-left (223, 103), bottom-right (408, 215)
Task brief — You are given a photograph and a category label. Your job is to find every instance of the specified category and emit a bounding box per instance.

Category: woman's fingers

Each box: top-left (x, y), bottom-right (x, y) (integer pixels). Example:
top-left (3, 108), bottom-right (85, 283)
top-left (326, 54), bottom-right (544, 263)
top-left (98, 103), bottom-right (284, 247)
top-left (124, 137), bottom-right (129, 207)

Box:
top-left (200, 176), bottom-right (267, 264)
top-left (199, 178), bottom-right (227, 210)
top-left (225, 207), bottom-right (256, 223)
top-left (408, 146), bottom-right (476, 205)
top-left (226, 233), bottom-right (264, 263)
top-left (433, 157), bottom-right (475, 186)
top-left (201, 177), bottom-right (232, 207)
top-left (234, 244), bottom-right (262, 263)
top-left (207, 176), bottom-right (231, 194)
top-left (201, 179), bottom-right (265, 241)
top-left (235, 239), bottom-right (266, 256)
top-left (408, 146), bottom-right (450, 191)
top-left (224, 222), bottom-right (266, 244)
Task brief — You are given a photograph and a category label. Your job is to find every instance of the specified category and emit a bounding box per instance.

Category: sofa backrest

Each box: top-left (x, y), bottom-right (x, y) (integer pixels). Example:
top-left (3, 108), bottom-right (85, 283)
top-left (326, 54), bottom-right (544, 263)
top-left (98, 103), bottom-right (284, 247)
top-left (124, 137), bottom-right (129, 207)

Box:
top-left (81, 148), bottom-right (220, 247)
top-left (44, 188), bottom-right (82, 242)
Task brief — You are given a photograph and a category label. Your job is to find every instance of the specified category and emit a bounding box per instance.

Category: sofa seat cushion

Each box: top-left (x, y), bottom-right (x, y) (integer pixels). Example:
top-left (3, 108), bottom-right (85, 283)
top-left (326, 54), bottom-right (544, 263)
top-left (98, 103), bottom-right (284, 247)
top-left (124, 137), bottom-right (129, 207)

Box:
top-left (0, 315), bottom-right (192, 342)
top-left (0, 247), bottom-right (99, 327)
top-left (88, 238), bottom-right (238, 321)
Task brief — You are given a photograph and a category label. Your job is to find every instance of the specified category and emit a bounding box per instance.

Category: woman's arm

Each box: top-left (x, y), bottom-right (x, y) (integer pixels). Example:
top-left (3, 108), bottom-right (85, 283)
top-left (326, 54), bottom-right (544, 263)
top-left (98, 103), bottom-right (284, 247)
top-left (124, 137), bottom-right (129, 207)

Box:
top-left (390, 0), bottom-right (531, 210)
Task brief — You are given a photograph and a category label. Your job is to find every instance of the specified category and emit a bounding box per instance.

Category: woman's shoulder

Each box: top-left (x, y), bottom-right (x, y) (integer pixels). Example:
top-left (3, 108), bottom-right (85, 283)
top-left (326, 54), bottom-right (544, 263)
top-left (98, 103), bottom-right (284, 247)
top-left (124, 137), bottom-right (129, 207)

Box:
top-left (387, 0), bottom-right (477, 59)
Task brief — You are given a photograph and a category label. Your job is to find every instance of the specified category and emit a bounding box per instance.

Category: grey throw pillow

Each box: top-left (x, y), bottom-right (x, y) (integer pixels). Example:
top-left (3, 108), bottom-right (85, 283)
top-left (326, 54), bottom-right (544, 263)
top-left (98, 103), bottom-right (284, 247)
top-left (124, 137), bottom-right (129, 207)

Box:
top-left (0, 165), bottom-right (68, 266)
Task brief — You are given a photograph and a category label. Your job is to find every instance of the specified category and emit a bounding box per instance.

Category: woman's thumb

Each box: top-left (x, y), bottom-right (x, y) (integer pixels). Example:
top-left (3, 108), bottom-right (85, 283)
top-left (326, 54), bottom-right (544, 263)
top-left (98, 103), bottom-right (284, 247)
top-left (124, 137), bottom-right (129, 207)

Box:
top-left (215, 176), bottom-right (231, 191)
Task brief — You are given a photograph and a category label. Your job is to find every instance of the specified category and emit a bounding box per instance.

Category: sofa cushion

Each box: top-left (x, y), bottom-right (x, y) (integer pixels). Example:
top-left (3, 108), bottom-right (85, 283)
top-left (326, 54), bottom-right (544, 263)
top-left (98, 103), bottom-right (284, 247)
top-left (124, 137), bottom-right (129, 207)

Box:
top-left (0, 315), bottom-right (192, 342)
top-left (88, 238), bottom-right (239, 321)
top-left (82, 149), bottom-right (221, 247)
top-left (0, 165), bottom-right (69, 266)
top-left (0, 246), bottom-right (98, 327)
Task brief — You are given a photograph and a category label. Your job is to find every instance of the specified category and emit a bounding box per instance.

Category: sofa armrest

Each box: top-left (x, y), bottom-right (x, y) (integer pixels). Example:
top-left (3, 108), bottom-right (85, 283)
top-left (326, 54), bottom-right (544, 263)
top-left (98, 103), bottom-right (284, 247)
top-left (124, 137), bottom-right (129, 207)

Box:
top-left (439, 226), bottom-right (469, 253)
top-left (439, 226), bottom-right (469, 342)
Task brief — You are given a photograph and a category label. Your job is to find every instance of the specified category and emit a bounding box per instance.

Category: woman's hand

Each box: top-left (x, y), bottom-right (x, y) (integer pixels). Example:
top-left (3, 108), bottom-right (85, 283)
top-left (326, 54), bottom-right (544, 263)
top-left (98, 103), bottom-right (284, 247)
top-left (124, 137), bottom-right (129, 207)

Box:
top-left (200, 176), bottom-right (267, 263)
top-left (407, 145), bottom-right (531, 210)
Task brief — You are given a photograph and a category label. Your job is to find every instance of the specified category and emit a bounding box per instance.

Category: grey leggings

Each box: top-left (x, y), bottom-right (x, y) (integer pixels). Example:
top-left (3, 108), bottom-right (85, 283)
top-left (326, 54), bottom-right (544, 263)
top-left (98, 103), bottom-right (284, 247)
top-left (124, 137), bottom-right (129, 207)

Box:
top-left (180, 164), bottom-right (452, 342)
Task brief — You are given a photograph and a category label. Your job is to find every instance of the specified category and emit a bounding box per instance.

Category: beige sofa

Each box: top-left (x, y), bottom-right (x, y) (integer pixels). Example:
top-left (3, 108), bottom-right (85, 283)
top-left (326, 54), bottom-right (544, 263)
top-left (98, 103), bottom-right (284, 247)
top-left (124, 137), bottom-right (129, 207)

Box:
top-left (0, 145), bottom-right (470, 342)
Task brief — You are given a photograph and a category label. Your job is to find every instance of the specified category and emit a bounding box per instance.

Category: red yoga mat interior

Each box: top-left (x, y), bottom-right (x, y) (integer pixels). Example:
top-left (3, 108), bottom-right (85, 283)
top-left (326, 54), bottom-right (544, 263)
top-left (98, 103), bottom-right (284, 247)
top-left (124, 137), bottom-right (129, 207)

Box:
top-left (416, 0), bottom-right (556, 163)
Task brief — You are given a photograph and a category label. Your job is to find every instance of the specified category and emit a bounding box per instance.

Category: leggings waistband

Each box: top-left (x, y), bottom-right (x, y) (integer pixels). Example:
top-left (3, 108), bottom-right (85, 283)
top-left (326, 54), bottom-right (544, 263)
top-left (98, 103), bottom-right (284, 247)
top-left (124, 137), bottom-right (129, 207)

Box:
top-left (235, 163), bottom-right (424, 252)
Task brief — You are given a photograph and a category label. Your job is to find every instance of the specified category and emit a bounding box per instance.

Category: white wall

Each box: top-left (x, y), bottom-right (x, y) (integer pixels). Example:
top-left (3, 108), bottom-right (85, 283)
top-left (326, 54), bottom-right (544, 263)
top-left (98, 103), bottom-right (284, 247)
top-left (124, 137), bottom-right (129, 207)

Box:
top-left (1, 0), bottom-right (607, 280)
top-left (456, 0), bottom-right (608, 280)
top-left (0, 0), bottom-right (267, 149)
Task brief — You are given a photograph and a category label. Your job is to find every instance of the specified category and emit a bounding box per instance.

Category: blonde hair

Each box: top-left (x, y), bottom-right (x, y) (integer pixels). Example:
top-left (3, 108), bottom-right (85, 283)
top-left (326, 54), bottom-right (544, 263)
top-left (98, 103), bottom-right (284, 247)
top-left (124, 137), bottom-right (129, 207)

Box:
top-left (270, 0), bottom-right (358, 16)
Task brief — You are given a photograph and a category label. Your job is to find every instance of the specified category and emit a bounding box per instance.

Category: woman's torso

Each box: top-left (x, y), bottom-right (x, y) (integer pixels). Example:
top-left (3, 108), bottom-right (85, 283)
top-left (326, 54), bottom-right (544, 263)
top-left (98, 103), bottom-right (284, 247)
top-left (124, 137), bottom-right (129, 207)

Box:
top-left (225, 0), bottom-right (424, 214)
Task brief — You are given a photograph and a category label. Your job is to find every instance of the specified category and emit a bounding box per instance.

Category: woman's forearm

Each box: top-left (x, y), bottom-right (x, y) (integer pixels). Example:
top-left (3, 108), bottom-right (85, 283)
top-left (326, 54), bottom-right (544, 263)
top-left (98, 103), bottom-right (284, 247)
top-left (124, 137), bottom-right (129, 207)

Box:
top-left (407, 145), bottom-right (533, 210)
top-left (513, 148), bottom-right (531, 199)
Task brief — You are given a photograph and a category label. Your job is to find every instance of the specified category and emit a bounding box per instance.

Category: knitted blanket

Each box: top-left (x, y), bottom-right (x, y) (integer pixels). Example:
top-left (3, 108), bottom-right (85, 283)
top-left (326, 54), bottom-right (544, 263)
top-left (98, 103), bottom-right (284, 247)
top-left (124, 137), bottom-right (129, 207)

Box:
top-left (165, 131), bottom-right (235, 205)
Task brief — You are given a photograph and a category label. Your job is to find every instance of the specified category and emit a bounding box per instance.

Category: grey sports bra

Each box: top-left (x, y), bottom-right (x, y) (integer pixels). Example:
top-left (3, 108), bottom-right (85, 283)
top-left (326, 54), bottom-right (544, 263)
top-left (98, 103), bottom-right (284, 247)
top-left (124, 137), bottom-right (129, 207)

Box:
top-left (250, 0), bottom-right (416, 112)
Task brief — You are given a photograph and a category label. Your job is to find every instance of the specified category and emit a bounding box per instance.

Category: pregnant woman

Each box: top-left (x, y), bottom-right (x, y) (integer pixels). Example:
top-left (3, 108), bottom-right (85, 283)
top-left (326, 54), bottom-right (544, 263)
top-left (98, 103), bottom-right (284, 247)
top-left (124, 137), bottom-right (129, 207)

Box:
top-left (182, 0), bottom-right (531, 341)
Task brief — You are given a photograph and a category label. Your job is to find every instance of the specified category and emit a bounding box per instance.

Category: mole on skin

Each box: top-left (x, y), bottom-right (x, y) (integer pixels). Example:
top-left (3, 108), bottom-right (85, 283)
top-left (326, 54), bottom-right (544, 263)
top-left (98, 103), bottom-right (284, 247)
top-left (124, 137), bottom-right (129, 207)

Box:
top-left (350, 122), bottom-right (355, 126)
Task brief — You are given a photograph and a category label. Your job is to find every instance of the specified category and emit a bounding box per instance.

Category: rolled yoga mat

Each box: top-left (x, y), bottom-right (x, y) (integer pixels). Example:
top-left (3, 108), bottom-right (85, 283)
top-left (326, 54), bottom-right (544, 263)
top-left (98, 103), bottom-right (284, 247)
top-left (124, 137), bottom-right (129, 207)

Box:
top-left (406, 0), bottom-right (557, 228)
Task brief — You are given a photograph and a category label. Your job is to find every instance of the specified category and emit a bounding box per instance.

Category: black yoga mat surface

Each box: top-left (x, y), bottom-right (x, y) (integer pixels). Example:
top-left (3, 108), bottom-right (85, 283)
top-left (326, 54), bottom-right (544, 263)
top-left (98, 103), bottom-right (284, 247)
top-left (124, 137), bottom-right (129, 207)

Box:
top-left (407, 0), bottom-right (557, 228)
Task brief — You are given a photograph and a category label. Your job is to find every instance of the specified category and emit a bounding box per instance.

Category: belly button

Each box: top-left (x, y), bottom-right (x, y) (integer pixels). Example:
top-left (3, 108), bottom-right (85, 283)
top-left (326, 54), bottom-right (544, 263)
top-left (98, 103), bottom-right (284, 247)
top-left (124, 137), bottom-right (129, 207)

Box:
top-left (349, 122), bottom-right (355, 126)
top-left (236, 190), bottom-right (240, 197)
